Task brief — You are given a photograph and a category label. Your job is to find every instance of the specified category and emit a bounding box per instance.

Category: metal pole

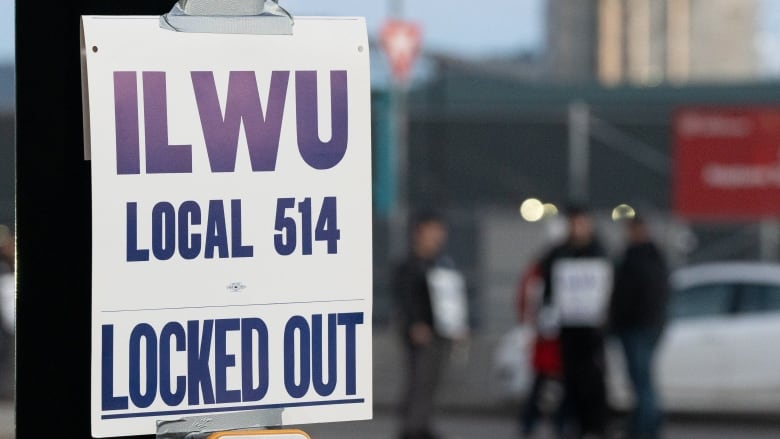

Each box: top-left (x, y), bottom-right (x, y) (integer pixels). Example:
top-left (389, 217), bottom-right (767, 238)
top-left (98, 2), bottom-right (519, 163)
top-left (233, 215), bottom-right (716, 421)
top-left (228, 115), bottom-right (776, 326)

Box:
top-left (568, 100), bottom-right (590, 205)
top-left (387, 0), bottom-right (409, 261)
top-left (386, 81), bottom-right (410, 261)
top-left (390, 0), bottom-right (404, 18)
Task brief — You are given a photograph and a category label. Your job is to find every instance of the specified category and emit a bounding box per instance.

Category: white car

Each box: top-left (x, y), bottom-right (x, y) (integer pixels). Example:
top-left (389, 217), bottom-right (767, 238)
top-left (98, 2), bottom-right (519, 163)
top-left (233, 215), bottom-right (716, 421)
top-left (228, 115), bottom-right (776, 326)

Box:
top-left (652, 261), bottom-right (780, 415)
top-left (493, 261), bottom-right (780, 416)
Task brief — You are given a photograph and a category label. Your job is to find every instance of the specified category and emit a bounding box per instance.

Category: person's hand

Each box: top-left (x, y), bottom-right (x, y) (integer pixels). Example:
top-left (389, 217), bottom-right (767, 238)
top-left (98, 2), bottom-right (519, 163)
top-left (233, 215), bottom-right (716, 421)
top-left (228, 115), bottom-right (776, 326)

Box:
top-left (409, 322), bottom-right (433, 346)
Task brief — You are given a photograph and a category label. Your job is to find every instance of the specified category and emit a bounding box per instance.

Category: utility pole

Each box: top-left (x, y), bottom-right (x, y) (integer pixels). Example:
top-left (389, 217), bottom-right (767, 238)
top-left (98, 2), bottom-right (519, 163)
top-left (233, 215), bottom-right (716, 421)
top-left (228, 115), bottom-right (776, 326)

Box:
top-left (390, 0), bottom-right (403, 18)
top-left (568, 101), bottom-right (590, 205)
top-left (387, 0), bottom-right (410, 261)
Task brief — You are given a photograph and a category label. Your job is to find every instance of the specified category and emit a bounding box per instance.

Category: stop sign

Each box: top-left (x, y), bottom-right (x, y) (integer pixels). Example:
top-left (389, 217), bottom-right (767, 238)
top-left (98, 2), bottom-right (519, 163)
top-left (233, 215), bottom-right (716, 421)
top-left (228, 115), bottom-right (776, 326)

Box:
top-left (380, 19), bottom-right (422, 83)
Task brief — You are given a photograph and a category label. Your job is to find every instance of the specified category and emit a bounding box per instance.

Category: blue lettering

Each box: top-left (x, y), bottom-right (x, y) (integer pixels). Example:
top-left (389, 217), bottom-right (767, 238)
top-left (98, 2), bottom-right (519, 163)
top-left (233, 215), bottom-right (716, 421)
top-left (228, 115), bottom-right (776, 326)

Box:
top-left (338, 312), bottom-right (363, 395)
top-left (283, 312), bottom-right (364, 398)
top-left (127, 199), bottom-right (253, 262)
top-left (215, 318), bottom-right (241, 403)
top-left (160, 322), bottom-right (186, 406)
top-left (152, 202), bottom-right (176, 260)
top-left (101, 325), bottom-right (129, 410)
top-left (100, 313), bottom-right (363, 412)
top-left (231, 199), bottom-right (253, 258)
top-left (312, 314), bottom-right (337, 396)
top-left (128, 323), bottom-right (158, 408)
top-left (284, 316), bottom-right (311, 398)
top-left (205, 200), bottom-right (228, 259)
top-left (241, 318), bottom-right (270, 401)
top-left (126, 202), bottom-right (150, 261)
top-left (178, 201), bottom-right (202, 260)
top-left (187, 320), bottom-right (215, 405)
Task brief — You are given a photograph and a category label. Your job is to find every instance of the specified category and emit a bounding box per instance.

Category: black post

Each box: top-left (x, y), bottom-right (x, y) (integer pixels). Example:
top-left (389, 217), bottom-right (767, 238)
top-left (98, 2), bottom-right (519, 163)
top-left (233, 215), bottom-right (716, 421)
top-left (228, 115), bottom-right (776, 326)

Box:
top-left (16, 2), bottom-right (170, 437)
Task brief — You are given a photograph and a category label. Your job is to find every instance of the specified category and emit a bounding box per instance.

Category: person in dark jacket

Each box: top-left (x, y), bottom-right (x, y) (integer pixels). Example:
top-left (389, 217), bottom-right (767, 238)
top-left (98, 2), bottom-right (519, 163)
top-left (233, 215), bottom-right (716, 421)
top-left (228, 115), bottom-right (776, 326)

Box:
top-left (539, 205), bottom-right (612, 439)
top-left (392, 210), bottom-right (469, 439)
top-left (609, 216), bottom-right (670, 439)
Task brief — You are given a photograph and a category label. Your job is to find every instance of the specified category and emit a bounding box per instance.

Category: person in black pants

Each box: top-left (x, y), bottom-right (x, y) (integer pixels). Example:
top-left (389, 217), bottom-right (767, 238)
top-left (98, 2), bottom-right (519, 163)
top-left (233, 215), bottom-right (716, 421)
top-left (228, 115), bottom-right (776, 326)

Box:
top-left (538, 205), bottom-right (612, 439)
top-left (609, 216), bottom-right (670, 439)
top-left (392, 210), bottom-right (469, 439)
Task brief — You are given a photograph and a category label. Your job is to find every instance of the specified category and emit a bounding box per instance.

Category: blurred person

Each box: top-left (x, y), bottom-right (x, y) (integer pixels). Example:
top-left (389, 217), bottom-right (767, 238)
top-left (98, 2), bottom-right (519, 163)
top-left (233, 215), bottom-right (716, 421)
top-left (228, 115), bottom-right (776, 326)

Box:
top-left (392, 209), bottom-right (471, 439)
top-left (608, 216), bottom-right (670, 439)
top-left (538, 205), bottom-right (612, 439)
top-left (515, 259), bottom-right (567, 438)
top-left (0, 224), bottom-right (14, 400)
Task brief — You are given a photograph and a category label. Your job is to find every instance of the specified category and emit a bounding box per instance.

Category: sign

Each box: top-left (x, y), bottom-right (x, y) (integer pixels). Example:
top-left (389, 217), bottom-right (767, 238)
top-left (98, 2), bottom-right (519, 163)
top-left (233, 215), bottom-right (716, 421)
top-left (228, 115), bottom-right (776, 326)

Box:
top-left (552, 258), bottom-right (613, 327)
top-left (81, 16), bottom-right (373, 437)
top-left (426, 266), bottom-right (469, 339)
top-left (673, 106), bottom-right (780, 219)
top-left (379, 19), bottom-right (421, 83)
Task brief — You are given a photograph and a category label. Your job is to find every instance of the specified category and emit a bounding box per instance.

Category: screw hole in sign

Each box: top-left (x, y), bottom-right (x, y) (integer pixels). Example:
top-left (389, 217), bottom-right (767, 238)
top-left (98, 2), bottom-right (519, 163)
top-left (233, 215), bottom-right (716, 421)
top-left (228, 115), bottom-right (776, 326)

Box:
top-left (380, 19), bottom-right (422, 84)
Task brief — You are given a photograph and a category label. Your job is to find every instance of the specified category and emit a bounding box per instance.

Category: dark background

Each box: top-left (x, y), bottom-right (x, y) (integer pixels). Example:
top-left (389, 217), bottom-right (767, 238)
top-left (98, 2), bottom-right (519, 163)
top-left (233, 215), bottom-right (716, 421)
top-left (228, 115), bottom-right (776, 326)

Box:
top-left (16, 2), bottom-right (171, 438)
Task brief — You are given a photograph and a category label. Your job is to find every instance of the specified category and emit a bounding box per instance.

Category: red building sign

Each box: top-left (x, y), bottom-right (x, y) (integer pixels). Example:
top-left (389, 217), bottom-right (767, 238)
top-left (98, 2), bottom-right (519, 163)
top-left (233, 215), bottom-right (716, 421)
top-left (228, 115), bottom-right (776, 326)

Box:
top-left (673, 106), bottom-right (780, 220)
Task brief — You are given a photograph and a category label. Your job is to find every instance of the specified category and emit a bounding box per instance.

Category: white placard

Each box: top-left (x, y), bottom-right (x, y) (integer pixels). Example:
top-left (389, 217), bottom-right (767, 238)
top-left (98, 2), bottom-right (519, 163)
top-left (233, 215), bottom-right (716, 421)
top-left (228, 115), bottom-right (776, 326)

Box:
top-left (426, 266), bottom-right (469, 339)
top-left (552, 258), bottom-right (613, 327)
top-left (82, 15), bottom-right (373, 437)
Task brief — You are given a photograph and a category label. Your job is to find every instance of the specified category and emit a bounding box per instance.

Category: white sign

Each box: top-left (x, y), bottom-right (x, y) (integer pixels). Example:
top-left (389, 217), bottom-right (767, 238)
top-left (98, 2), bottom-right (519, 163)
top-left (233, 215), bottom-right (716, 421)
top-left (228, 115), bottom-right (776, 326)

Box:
top-left (81, 15), bottom-right (373, 438)
top-left (426, 266), bottom-right (469, 339)
top-left (552, 258), bottom-right (613, 326)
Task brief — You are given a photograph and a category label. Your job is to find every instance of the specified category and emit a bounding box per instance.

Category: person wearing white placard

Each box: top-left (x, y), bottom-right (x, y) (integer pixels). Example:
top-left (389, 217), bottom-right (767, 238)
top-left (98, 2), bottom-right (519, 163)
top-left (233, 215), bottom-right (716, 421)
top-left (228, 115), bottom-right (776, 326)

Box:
top-left (538, 205), bottom-right (612, 439)
top-left (391, 210), bottom-right (470, 439)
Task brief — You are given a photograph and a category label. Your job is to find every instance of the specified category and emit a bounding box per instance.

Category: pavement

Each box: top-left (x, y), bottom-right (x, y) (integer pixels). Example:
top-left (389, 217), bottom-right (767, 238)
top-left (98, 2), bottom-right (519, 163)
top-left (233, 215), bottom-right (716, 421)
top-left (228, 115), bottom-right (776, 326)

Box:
top-left (2, 399), bottom-right (780, 439)
top-left (297, 409), bottom-right (780, 439)
top-left (0, 400), bottom-right (11, 439)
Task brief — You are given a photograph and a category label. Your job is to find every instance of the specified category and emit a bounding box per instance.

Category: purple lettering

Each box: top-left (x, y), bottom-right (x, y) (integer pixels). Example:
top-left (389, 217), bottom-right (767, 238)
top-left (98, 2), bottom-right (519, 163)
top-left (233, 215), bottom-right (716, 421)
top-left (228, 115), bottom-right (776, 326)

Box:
top-left (296, 70), bottom-right (349, 170)
top-left (192, 71), bottom-right (289, 172)
top-left (112, 69), bottom-right (351, 175)
top-left (114, 72), bottom-right (141, 175)
top-left (143, 72), bottom-right (193, 174)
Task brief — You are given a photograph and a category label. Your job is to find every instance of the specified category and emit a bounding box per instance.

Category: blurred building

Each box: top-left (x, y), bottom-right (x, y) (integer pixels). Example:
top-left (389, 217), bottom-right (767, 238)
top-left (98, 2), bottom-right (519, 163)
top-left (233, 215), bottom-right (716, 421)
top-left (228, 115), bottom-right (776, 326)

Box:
top-left (546, 0), bottom-right (761, 85)
top-left (545, 0), bottom-right (600, 83)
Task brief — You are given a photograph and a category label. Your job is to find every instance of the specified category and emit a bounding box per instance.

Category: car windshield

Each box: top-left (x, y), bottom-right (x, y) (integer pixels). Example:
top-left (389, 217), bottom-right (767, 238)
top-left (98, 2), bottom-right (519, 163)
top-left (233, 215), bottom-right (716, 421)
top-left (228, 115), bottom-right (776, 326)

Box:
top-left (736, 283), bottom-right (780, 314)
top-left (669, 278), bottom-right (780, 320)
top-left (668, 283), bottom-right (735, 319)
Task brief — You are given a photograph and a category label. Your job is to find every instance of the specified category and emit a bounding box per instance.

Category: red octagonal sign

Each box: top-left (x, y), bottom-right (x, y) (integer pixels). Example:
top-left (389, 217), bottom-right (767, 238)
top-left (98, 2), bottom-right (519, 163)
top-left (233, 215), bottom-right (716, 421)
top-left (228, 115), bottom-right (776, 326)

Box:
top-left (380, 19), bottom-right (422, 84)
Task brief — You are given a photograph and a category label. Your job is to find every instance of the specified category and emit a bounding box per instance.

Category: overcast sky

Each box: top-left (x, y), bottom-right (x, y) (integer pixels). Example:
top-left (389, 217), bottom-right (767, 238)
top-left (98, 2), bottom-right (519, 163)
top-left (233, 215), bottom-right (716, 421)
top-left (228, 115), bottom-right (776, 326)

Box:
top-left (284, 0), bottom-right (546, 57)
top-left (0, 0), bottom-right (11, 62)
top-left (0, 0), bottom-right (545, 63)
top-left (2, 0), bottom-right (780, 76)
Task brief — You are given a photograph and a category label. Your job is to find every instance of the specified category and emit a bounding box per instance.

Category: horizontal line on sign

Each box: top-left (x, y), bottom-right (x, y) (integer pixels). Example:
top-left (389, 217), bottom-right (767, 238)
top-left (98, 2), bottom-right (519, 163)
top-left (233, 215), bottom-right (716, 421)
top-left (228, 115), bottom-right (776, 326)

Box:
top-left (102, 298), bottom-right (366, 313)
top-left (101, 398), bottom-right (366, 420)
